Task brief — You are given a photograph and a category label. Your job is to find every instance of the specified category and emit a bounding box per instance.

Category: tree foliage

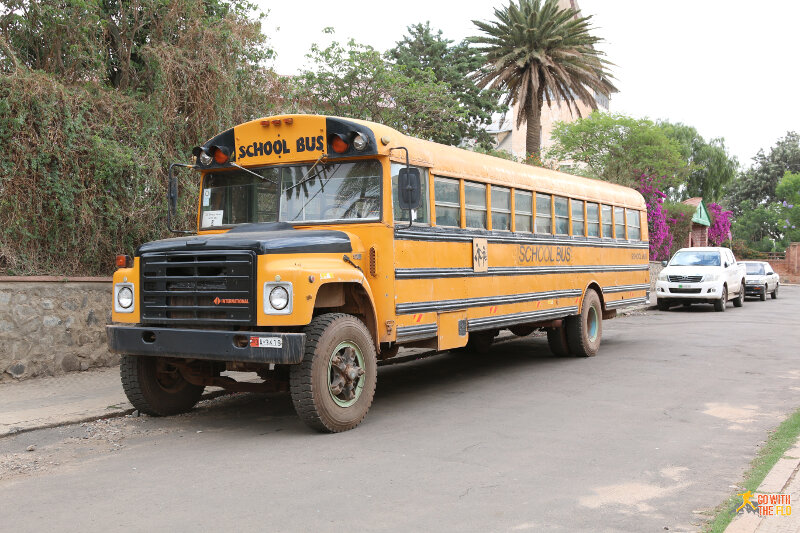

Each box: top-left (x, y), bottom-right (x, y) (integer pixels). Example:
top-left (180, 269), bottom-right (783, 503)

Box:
top-left (0, 0), bottom-right (282, 275)
top-left (547, 112), bottom-right (689, 188)
top-left (547, 113), bottom-right (738, 197)
top-left (725, 132), bottom-right (800, 214)
top-left (469, 0), bottom-right (615, 156)
top-left (295, 31), bottom-right (499, 147)
top-left (388, 22), bottom-right (502, 148)
top-left (659, 122), bottom-right (738, 202)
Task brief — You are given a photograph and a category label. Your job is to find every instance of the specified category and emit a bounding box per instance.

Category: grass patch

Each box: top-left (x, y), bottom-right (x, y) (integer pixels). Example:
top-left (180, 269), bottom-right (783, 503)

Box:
top-left (704, 406), bottom-right (800, 532)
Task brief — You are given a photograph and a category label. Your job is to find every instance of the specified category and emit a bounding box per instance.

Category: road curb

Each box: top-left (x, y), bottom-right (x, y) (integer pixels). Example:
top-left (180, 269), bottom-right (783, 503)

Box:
top-left (724, 436), bottom-right (800, 532)
top-left (0, 389), bottom-right (231, 439)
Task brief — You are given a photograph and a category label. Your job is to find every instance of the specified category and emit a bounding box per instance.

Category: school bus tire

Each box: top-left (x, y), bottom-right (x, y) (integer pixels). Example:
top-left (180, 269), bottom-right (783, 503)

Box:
top-left (289, 313), bottom-right (377, 433)
top-left (566, 289), bottom-right (602, 357)
top-left (546, 327), bottom-right (571, 357)
top-left (120, 355), bottom-right (204, 416)
top-left (464, 330), bottom-right (497, 354)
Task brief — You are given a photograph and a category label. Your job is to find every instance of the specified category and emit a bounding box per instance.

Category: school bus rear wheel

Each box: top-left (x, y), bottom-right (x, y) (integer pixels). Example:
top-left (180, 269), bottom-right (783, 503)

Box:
top-left (566, 289), bottom-right (603, 357)
top-left (289, 313), bottom-right (377, 433)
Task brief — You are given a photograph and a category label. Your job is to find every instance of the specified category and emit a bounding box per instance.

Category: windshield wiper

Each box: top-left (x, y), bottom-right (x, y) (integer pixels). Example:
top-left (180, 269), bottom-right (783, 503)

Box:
top-left (281, 153), bottom-right (328, 194)
top-left (229, 162), bottom-right (279, 185)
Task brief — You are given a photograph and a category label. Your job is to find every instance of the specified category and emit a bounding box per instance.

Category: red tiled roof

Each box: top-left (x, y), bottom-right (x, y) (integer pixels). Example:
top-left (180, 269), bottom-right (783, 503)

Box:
top-left (682, 197), bottom-right (702, 207)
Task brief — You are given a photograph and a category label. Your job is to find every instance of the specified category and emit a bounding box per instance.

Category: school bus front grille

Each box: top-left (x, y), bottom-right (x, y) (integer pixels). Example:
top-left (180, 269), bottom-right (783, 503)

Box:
top-left (139, 250), bottom-right (256, 325)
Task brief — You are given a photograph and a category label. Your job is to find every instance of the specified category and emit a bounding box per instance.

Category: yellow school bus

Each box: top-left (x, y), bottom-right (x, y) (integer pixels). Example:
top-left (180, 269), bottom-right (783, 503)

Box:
top-left (107, 114), bottom-right (649, 432)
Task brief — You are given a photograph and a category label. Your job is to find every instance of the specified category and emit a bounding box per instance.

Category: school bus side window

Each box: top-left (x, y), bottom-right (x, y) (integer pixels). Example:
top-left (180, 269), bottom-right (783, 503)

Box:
top-left (535, 193), bottom-right (552, 234)
top-left (571, 199), bottom-right (585, 237)
top-left (515, 190), bottom-right (532, 232)
top-left (554, 196), bottom-right (569, 235)
top-left (391, 163), bottom-right (429, 224)
top-left (434, 177), bottom-right (460, 227)
top-left (587, 202), bottom-right (600, 237)
top-left (465, 182), bottom-right (487, 229)
top-left (627, 209), bottom-right (641, 240)
top-left (601, 204), bottom-right (612, 237)
top-left (492, 186), bottom-right (511, 231)
top-left (614, 206), bottom-right (626, 238)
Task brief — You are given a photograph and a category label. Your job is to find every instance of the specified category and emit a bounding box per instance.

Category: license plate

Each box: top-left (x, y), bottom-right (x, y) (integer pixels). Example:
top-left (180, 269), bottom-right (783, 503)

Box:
top-left (250, 336), bottom-right (282, 349)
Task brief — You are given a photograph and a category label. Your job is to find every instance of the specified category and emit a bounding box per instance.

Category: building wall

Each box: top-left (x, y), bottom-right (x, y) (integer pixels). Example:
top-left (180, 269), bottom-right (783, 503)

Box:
top-left (0, 279), bottom-right (116, 382)
top-left (687, 224), bottom-right (709, 247)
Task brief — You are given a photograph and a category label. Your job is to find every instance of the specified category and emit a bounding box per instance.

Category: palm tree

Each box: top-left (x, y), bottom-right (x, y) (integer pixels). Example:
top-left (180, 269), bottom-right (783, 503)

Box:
top-left (470, 0), bottom-right (616, 157)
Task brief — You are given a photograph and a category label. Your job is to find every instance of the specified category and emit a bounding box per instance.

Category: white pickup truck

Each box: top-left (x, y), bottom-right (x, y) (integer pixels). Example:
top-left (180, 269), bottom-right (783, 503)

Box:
top-left (655, 246), bottom-right (747, 312)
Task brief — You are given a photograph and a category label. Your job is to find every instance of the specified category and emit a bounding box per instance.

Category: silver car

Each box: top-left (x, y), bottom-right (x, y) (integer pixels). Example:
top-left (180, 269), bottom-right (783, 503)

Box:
top-left (741, 261), bottom-right (780, 301)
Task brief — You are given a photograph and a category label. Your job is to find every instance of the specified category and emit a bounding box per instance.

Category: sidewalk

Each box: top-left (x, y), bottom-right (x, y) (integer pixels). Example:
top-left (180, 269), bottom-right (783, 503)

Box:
top-left (0, 367), bottom-right (146, 437)
top-left (725, 437), bottom-right (800, 533)
top-left (0, 367), bottom-right (234, 437)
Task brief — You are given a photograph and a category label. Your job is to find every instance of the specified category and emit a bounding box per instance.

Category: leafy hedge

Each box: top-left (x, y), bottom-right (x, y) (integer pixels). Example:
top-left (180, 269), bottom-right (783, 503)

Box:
top-left (0, 0), bottom-right (281, 275)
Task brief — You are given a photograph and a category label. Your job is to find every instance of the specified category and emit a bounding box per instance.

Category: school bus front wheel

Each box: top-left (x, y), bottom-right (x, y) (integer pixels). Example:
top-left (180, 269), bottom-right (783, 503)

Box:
top-left (120, 354), bottom-right (205, 416)
top-left (289, 313), bottom-right (378, 433)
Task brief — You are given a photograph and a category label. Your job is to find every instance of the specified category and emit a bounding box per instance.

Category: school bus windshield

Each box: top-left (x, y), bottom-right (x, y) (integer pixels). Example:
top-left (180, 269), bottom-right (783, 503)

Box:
top-left (200, 159), bottom-right (382, 228)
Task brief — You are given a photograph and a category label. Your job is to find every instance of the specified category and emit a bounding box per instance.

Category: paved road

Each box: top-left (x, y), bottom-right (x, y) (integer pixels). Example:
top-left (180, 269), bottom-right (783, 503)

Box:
top-left (2, 288), bottom-right (799, 532)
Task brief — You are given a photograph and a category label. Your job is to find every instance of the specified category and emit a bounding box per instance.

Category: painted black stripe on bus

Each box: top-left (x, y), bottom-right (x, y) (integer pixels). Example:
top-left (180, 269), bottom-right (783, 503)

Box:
top-left (396, 289), bottom-right (582, 315)
top-left (395, 264), bottom-right (649, 280)
top-left (468, 306), bottom-right (579, 332)
top-left (601, 284), bottom-right (650, 294)
top-left (394, 227), bottom-right (649, 249)
top-left (604, 297), bottom-right (648, 309)
top-left (396, 323), bottom-right (438, 342)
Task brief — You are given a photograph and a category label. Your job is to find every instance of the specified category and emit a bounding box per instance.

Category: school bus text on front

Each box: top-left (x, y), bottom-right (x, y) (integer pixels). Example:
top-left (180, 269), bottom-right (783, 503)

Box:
top-left (107, 115), bottom-right (649, 432)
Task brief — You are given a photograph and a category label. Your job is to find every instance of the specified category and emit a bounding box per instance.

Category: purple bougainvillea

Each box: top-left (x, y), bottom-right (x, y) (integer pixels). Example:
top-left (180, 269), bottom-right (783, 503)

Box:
top-left (707, 202), bottom-right (733, 246)
top-left (637, 174), bottom-right (672, 261)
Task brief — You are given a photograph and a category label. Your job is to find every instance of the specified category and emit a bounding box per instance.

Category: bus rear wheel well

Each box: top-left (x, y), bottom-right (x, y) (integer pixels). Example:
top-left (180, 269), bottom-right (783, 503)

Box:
top-left (585, 282), bottom-right (605, 310)
top-left (312, 282), bottom-right (378, 350)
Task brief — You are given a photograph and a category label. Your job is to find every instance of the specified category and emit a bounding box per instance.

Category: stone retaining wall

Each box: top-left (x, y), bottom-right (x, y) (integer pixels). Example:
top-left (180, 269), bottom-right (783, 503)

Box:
top-left (0, 279), bottom-right (116, 382)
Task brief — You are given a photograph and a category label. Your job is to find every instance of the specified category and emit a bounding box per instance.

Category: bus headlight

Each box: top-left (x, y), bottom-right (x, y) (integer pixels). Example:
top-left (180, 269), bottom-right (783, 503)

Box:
top-left (114, 283), bottom-right (135, 313)
top-left (264, 282), bottom-right (292, 314)
top-left (269, 286), bottom-right (289, 309)
top-left (352, 133), bottom-right (368, 151)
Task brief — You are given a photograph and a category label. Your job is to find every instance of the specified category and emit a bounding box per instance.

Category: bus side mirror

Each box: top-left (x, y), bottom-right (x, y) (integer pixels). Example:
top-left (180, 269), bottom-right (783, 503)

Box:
top-left (661, 260), bottom-right (667, 267)
top-left (398, 167), bottom-right (421, 210)
top-left (167, 163), bottom-right (195, 235)
top-left (169, 175), bottom-right (179, 215)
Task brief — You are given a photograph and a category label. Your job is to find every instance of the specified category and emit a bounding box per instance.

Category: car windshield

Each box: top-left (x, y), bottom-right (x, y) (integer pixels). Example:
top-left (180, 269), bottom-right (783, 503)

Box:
top-left (745, 263), bottom-right (765, 275)
top-left (669, 251), bottom-right (721, 266)
top-left (200, 160), bottom-right (382, 228)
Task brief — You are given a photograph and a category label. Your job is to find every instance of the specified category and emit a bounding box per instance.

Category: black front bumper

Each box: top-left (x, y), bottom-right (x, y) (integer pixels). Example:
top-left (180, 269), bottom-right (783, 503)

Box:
top-left (745, 284), bottom-right (766, 296)
top-left (107, 325), bottom-right (305, 364)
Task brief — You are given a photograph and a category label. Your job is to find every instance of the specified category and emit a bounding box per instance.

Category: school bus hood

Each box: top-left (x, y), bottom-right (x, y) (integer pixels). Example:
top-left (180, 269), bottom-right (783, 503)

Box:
top-left (136, 223), bottom-right (353, 255)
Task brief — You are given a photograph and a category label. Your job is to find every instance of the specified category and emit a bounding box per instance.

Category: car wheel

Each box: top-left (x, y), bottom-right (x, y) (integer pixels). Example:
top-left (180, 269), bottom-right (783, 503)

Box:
top-left (772, 284), bottom-right (779, 299)
top-left (713, 286), bottom-right (727, 312)
top-left (760, 285), bottom-right (767, 301)
top-left (732, 282), bottom-right (745, 308)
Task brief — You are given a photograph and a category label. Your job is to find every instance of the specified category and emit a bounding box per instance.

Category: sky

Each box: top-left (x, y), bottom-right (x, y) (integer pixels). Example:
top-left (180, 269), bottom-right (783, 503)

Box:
top-left (259, 0), bottom-right (800, 168)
